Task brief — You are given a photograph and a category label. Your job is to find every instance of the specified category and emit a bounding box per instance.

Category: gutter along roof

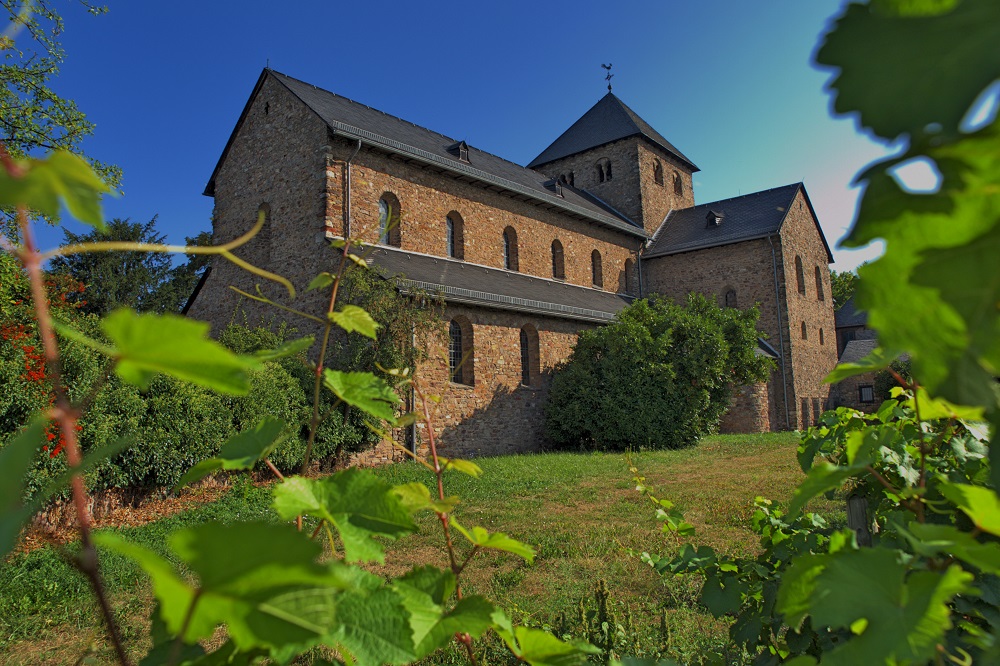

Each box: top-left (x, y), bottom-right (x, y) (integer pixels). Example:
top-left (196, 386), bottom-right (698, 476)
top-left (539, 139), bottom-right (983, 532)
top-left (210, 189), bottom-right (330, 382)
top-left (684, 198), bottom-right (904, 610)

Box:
top-left (205, 69), bottom-right (648, 240)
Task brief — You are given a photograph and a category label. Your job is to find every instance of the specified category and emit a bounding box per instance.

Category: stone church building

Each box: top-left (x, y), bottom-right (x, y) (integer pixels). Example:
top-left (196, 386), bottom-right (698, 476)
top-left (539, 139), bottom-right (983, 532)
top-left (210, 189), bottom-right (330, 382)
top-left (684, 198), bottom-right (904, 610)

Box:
top-left (186, 69), bottom-right (838, 459)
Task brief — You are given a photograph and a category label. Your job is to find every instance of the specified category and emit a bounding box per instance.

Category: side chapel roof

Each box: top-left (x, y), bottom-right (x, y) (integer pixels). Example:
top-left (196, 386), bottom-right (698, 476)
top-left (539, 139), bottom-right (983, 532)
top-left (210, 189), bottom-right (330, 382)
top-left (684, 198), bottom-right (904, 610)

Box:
top-left (835, 296), bottom-right (868, 328)
top-left (205, 70), bottom-right (647, 239)
top-left (528, 92), bottom-right (698, 171)
top-left (643, 183), bottom-right (834, 262)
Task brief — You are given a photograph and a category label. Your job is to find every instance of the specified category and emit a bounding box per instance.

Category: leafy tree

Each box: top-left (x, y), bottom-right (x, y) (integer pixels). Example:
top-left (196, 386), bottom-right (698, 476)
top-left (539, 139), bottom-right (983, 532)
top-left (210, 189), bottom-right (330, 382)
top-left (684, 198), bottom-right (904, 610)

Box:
top-left (829, 268), bottom-right (858, 310)
top-left (545, 293), bottom-right (771, 450)
top-left (1, 1), bottom-right (120, 230)
top-left (49, 218), bottom-right (210, 315)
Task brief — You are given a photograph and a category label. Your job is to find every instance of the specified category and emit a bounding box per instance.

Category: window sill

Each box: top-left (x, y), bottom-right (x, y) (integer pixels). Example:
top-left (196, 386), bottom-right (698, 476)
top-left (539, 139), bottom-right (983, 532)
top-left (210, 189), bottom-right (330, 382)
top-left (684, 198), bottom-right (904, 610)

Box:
top-left (448, 382), bottom-right (475, 390)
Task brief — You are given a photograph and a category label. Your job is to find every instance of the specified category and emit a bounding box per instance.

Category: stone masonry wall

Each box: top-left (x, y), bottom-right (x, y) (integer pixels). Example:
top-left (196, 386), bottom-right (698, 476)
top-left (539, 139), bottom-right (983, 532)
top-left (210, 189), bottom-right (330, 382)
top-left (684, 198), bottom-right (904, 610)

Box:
top-left (642, 237), bottom-right (793, 430)
top-left (323, 138), bottom-right (644, 294)
top-left (779, 190), bottom-right (839, 429)
top-left (719, 382), bottom-right (771, 434)
top-left (532, 139), bottom-right (695, 236)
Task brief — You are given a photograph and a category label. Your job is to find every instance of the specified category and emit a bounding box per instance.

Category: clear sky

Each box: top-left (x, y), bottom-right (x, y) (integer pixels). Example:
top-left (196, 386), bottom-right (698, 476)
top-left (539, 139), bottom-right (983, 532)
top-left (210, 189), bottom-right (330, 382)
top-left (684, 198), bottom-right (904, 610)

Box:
top-left (34, 0), bottom-right (890, 271)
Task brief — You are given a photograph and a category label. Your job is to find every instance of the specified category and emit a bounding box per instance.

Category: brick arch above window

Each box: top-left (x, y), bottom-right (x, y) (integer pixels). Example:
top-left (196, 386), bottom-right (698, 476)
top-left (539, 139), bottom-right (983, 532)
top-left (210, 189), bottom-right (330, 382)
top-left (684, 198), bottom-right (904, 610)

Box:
top-left (378, 192), bottom-right (402, 247)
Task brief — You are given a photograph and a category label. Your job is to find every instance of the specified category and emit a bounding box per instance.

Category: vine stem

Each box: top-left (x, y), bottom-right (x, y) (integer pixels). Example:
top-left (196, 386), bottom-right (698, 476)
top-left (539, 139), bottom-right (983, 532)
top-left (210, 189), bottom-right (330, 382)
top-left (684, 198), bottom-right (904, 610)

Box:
top-left (912, 383), bottom-right (927, 523)
top-left (14, 204), bottom-right (132, 666)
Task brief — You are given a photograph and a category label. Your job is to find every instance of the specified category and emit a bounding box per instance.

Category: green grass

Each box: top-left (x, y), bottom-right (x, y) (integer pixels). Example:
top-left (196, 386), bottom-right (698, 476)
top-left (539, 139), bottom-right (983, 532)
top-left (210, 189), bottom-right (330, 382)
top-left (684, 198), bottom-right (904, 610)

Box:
top-left (0, 433), bottom-right (837, 665)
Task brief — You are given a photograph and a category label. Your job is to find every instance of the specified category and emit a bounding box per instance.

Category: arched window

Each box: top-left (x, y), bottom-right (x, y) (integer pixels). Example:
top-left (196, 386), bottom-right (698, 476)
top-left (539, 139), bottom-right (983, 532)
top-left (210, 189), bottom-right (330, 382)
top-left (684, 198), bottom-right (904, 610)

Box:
top-left (378, 193), bottom-right (402, 247)
top-left (596, 158), bottom-right (612, 183)
top-left (819, 328), bottom-right (825, 346)
top-left (801, 321), bottom-right (808, 340)
top-left (653, 159), bottom-right (664, 186)
top-left (502, 226), bottom-right (519, 271)
top-left (256, 202), bottom-right (272, 266)
top-left (724, 288), bottom-right (737, 309)
top-left (624, 258), bottom-right (635, 295)
top-left (815, 266), bottom-right (825, 301)
top-left (673, 171), bottom-right (683, 195)
top-left (446, 211), bottom-right (464, 259)
top-left (551, 239), bottom-right (565, 279)
top-left (568, 171), bottom-right (575, 186)
top-left (795, 256), bottom-right (806, 294)
top-left (591, 250), bottom-right (603, 288)
top-left (520, 324), bottom-right (539, 388)
top-left (448, 317), bottom-right (474, 385)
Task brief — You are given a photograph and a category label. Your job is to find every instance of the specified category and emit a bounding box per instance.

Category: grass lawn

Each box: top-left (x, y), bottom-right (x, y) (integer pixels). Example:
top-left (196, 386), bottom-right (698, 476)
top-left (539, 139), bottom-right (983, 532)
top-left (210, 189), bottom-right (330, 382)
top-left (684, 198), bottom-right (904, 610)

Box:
top-left (0, 432), bottom-right (837, 665)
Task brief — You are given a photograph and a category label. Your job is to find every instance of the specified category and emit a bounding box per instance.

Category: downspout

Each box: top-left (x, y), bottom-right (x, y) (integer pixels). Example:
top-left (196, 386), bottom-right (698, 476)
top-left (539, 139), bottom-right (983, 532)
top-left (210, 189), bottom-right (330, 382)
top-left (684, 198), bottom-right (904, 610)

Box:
top-left (636, 240), bottom-right (645, 298)
top-left (343, 138), bottom-right (362, 238)
top-left (768, 234), bottom-right (791, 430)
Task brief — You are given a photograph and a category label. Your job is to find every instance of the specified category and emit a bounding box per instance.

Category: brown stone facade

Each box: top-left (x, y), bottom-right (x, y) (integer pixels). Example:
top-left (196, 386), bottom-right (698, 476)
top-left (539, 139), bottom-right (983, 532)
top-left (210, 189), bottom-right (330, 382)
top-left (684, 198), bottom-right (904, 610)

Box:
top-left (190, 70), bottom-right (839, 459)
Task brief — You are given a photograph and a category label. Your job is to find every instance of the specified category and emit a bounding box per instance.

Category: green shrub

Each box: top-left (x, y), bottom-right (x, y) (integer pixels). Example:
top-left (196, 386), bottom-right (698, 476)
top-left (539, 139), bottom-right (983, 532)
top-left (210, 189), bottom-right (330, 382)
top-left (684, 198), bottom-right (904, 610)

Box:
top-left (544, 293), bottom-right (771, 450)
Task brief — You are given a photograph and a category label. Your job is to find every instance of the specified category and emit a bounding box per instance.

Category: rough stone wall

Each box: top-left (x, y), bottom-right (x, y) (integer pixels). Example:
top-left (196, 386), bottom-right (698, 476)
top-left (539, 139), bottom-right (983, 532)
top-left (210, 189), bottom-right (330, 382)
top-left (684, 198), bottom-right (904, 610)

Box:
top-left (323, 140), bottom-right (643, 293)
top-left (642, 237), bottom-right (794, 430)
top-left (410, 304), bottom-right (587, 457)
top-left (531, 139), bottom-right (695, 235)
top-left (830, 372), bottom-right (880, 413)
top-left (719, 382), bottom-right (771, 434)
top-left (779, 190), bottom-right (839, 429)
top-left (187, 75), bottom-right (331, 332)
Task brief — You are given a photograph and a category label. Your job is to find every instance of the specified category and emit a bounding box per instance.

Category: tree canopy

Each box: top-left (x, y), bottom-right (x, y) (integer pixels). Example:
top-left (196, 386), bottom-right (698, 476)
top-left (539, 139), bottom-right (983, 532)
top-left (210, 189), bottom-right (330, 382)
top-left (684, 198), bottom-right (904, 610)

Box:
top-left (544, 293), bottom-right (772, 451)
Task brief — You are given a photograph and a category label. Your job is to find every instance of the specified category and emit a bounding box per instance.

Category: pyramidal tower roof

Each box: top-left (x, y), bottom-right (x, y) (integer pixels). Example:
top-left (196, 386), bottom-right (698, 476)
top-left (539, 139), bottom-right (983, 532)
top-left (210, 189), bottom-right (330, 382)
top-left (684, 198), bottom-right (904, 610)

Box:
top-left (528, 93), bottom-right (698, 171)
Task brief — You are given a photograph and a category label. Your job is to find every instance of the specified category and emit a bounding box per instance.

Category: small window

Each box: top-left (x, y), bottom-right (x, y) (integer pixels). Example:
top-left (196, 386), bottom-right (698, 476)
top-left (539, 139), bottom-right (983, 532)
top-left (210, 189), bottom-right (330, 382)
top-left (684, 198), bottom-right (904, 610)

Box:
top-left (503, 227), bottom-right (519, 271)
top-left (459, 144), bottom-right (469, 162)
top-left (859, 385), bottom-right (875, 403)
top-left (378, 193), bottom-right (402, 247)
top-left (448, 317), bottom-right (474, 386)
top-left (819, 328), bottom-right (825, 345)
top-left (653, 159), bottom-right (664, 186)
top-left (551, 240), bottom-right (565, 279)
top-left (568, 171), bottom-right (575, 186)
top-left (446, 212), bottom-right (464, 259)
top-left (795, 256), bottom-right (806, 295)
top-left (591, 250), bottom-right (603, 288)
top-left (520, 324), bottom-right (539, 388)
top-left (624, 258), bottom-right (635, 295)
top-left (801, 321), bottom-right (808, 340)
top-left (815, 266), bottom-right (825, 301)
top-left (724, 289), bottom-right (737, 309)
top-left (673, 171), bottom-right (683, 196)
top-left (596, 158), bottom-right (612, 183)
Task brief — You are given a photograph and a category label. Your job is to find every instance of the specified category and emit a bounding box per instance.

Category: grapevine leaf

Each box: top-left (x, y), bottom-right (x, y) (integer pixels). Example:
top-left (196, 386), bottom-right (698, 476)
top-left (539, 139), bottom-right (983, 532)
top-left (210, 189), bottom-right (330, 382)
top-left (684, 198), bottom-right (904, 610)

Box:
top-left (272, 470), bottom-right (417, 563)
top-left (174, 417), bottom-right (286, 491)
top-left (0, 419), bottom-right (45, 557)
top-left (450, 517), bottom-right (536, 563)
top-left (778, 554), bottom-right (830, 629)
top-left (306, 272), bottom-right (334, 292)
top-left (816, 0), bottom-right (1000, 140)
top-left (903, 388), bottom-right (986, 422)
top-left (498, 625), bottom-right (601, 666)
top-left (940, 483), bottom-right (1000, 536)
top-left (901, 522), bottom-right (1000, 574)
top-left (392, 482), bottom-right (460, 515)
top-left (0, 151), bottom-right (111, 230)
top-left (824, 347), bottom-right (898, 384)
top-left (331, 587), bottom-right (418, 666)
top-left (808, 550), bottom-right (972, 665)
top-left (101, 309), bottom-right (260, 394)
top-left (700, 572), bottom-right (742, 616)
top-left (96, 523), bottom-right (358, 653)
top-left (254, 336), bottom-right (314, 361)
top-left (787, 430), bottom-right (878, 518)
top-left (393, 567), bottom-right (494, 656)
top-left (329, 305), bottom-right (380, 340)
top-left (440, 457), bottom-right (484, 478)
top-left (323, 370), bottom-right (400, 422)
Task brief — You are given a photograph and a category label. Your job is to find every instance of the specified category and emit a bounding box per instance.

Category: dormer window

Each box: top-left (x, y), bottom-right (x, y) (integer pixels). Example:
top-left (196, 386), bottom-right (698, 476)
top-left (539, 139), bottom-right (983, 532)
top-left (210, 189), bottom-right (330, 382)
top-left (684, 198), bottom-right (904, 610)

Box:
top-left (447, 140), bottom-right (470, 163)
top-left (545, 178), bottom-right (564, 198)
top-left (706, 210), bottom-right (724, 227)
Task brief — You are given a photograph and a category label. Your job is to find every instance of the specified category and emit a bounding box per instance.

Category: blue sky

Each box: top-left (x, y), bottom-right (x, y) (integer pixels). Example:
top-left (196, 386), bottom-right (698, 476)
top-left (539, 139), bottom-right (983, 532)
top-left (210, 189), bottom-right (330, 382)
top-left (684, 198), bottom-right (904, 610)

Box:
top-left (36, 0), bottom-right (890, 270)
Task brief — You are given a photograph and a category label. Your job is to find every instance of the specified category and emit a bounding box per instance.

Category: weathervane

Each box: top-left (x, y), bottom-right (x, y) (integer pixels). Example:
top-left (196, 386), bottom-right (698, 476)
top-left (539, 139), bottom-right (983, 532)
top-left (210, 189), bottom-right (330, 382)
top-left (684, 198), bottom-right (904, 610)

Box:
top-left (601, 63), bottom-right (614, 92)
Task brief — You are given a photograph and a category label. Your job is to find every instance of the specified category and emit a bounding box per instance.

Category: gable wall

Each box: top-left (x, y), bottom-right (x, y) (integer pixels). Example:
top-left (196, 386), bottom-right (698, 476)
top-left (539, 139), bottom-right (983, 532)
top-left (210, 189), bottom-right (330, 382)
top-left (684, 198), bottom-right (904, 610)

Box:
top-left (778, 189), bottom-right (838, 428)
top-left (187, 75), bottom-right (331, 330)
top-left (323, 138), bottom-right (643, 293)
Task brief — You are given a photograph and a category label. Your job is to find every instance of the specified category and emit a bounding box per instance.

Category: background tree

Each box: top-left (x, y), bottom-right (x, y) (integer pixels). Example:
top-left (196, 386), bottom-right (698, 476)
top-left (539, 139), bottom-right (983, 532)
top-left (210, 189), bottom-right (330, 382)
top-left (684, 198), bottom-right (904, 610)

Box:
top-left (544, 293), bottom-right (772, 450)
top-left (50, 217), bottom-right (209, 314)
top-left (830, 267), bottom-right (858, 310)
top-left (1, 0), bottom-right (119, 230)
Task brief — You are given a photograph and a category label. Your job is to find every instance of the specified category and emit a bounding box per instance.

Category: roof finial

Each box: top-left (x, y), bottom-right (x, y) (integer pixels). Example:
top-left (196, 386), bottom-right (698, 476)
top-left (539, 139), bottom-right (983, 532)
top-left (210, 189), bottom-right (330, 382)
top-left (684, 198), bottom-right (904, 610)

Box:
top-left (601, 63), bottom-right (613, 92)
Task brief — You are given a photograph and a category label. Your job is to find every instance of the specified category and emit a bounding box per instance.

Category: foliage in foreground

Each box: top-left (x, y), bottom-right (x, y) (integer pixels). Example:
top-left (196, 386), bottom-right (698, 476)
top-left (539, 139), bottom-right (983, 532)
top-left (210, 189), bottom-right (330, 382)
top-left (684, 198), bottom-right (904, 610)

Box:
top-left (545, 293), bottom-right (771, 451)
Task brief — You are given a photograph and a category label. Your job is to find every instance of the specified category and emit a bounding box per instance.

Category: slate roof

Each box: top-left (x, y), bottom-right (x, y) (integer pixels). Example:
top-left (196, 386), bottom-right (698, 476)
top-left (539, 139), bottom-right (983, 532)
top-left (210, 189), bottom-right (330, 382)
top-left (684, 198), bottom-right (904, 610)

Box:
top-left (206, 70), bottom-right (647, 239)
top-left (528, 93), bottom-right (698, 171)
top-left (835, 296), bottom-right (868, 328)
top-left (643, 183), bottom-right (834, 261)
top-left (365, 246), bottom-right (631, 323)
top-left (839, 338), bottom-right (879, 364)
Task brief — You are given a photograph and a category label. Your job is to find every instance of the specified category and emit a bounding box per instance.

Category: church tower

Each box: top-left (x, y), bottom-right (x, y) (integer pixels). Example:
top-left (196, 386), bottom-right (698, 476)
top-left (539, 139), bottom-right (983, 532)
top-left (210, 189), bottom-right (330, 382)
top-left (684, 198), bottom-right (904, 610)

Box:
top-left (528, 93), bottom-right (698, 235)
